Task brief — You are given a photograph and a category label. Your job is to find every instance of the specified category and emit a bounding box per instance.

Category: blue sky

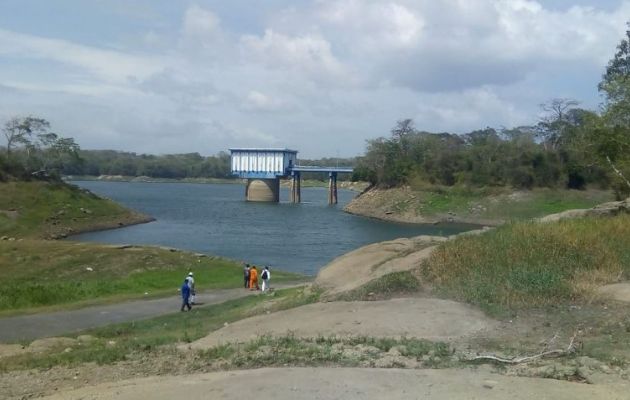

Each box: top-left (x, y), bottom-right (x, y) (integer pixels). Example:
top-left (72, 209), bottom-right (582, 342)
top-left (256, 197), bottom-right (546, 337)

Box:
top-left (0, 0), bottom-right (628, 158)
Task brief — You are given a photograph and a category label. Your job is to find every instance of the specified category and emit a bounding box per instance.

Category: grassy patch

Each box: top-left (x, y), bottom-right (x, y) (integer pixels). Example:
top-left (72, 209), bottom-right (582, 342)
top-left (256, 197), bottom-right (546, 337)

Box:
top-left (418, 187), bottom-right (613, 220)
top-left (0, 240), bottom-right (302, 313)
top-left (0, 286), bottom-right (319, 371)
top-left (337, 271), bottom-right (421, 301)
top-left (0, 181), bottom-right (147, 239)
top-left (423, 214), bottom-right (630, 313)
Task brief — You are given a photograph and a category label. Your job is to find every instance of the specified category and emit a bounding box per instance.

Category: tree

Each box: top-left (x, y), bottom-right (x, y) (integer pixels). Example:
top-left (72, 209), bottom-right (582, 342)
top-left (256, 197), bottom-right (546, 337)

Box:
top-left (2, 116), bottom-right (50, 156)
top-left (599, 24), bottom-right (630, 128)
top-left (596, 24), bottom-right (630, 196)
top-left (1, 116), bottom-right (82, 179)
top-left (536, 98), bottom-right (580, 150)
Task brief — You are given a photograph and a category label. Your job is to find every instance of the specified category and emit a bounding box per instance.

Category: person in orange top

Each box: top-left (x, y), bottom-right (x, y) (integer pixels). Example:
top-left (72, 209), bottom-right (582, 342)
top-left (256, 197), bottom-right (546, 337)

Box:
top-left (249, 265), bottom-right (260, 290)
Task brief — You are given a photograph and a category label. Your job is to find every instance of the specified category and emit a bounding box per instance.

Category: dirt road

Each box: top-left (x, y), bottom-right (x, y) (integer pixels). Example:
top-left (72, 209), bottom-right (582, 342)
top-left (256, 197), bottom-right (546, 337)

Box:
top-left (38, 367), bottom-right (628, 400)
top-left (0, 284), bottom-right (304, 343)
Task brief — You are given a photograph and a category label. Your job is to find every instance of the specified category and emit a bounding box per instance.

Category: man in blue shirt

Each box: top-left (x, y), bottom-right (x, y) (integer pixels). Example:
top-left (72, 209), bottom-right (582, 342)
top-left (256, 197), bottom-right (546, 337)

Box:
top-left (181, 279), bottom-right (192, 311)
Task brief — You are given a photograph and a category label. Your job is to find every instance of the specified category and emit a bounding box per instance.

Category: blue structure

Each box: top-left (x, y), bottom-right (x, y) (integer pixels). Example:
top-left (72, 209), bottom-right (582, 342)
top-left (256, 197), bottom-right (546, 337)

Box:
top-left (229, 148), bottom-right (353, 204)
top-left (229, 148), bottom-right (297, 179)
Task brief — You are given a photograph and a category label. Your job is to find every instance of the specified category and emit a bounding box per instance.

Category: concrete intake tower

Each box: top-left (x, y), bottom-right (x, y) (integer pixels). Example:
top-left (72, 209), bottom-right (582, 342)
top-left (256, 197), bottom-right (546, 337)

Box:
top-left (229, 148), bottom-right (353, 204)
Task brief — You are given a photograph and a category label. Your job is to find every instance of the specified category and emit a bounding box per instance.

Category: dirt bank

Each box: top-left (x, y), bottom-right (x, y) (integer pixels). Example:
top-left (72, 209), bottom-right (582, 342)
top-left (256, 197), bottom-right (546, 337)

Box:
top-left (314, 235), bottom-right (446, 296)
top-left (37, 367), bottom-right (628, 400)
top-left (343, 187), bottom-right (501, 225)
top-left (184, 298), bottom-right (499, 350)
top-left (344, 187), bottom-right (616, 226)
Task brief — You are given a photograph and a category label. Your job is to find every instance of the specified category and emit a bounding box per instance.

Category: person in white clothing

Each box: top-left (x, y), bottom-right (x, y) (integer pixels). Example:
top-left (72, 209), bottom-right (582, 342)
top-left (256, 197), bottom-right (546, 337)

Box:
top-left (186, 272), bottom-right (196, 304)
top-left (261, 266), bottom-right (271, 292)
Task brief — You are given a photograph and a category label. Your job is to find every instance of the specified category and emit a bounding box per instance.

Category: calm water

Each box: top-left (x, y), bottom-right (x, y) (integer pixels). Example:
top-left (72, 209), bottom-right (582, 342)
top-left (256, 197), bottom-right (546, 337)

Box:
top-left (71, 181), bottom-right (472, 275)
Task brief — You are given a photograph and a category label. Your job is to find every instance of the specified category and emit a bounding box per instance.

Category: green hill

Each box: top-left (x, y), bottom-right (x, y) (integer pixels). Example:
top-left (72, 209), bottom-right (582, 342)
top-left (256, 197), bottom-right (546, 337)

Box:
top-left (0, 181), bottom-right (152, 239)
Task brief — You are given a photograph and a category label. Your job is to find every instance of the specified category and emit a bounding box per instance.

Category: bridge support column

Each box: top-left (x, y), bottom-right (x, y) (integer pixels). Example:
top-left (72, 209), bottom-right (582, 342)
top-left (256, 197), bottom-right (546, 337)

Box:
top-left (246, 178), bottom-right (280, 202)
top-left (291, 172), bottom-right (301, 203)
top-left (328, 172), bottom-right (338, 205)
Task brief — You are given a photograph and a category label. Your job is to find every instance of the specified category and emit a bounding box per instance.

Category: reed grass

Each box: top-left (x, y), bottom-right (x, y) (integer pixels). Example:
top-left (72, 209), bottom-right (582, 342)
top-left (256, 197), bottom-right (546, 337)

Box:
top-left (423, 214), bottom-right (630, 312)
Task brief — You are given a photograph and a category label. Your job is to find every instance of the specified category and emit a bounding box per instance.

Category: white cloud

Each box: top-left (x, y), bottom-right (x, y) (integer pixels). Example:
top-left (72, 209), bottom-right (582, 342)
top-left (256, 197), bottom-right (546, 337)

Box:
top-left (0, 28), bottom-right (163, 84)
top-left (240, 29), bottom-right (354, 85)
top-left (242, 90), bottom-right (292, 112)
top-left (182, 4), bottom-right (221, 38)
top-left (413, 87), bottom-right (529, 132)
top-left (318, 1), bottom-right (424, 49)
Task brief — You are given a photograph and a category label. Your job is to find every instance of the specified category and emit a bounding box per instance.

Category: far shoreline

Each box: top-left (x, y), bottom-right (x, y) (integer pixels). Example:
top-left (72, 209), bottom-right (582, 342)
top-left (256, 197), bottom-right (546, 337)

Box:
top-left (64, 175), bottom-right (370, 192)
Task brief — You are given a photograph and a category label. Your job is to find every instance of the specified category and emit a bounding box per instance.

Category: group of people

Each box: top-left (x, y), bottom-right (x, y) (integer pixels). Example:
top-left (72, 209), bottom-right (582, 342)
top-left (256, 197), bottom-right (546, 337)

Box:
top-left (180, 271), bottom-right (195, 312)
top-left (244, 264), bottom-right (271, 292)
top-left (180, 263), bottom-right (272, 312)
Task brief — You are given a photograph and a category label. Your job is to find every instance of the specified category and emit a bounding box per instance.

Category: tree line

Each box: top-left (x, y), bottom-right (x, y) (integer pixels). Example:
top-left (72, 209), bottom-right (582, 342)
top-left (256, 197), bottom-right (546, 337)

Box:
top-left (65, 150), bottom-right (233, 179)
top-left (352, 27), bottom-right (630, 199)
top-left (0, 117), bottom-right (80, 181)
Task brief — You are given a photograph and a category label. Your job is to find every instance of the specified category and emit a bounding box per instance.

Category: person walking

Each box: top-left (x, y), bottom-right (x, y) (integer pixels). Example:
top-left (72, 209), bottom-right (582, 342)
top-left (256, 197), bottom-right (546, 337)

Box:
top-left (185, 272), bottom-right (196, 304)
top-left (249, 265), bottom-right (259, 290)
top-left (180, 279), bottom-right (192, 311)
top-left (261, 266), bottom-right (271, 292)
top-left (244, 263), bottom-right (250, 289)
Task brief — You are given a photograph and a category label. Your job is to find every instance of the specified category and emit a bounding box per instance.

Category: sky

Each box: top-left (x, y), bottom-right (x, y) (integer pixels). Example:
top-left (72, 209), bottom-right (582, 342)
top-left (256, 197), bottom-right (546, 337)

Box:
top-left (0, 0), bottom-right (628, 158)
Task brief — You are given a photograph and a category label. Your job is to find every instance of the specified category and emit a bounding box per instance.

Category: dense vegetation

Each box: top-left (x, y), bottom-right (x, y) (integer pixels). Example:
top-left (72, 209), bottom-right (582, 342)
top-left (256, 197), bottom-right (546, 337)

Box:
top-left (353, 29), bottom-right (630, 199)
top-left (65, 150), bottom-right (233, 179)
top-left (424, 214), bottom-right (630, 312)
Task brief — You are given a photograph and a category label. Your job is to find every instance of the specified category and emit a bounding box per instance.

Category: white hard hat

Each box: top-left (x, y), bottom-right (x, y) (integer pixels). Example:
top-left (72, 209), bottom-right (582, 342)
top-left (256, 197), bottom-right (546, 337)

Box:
top-left (188, 272), bottom-right (193, 276)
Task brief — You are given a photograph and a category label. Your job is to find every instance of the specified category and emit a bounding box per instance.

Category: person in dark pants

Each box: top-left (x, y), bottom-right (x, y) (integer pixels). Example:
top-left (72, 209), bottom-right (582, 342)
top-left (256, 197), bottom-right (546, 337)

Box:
top-left (244, 263), bottom-right (251, 288)
top-left (181, 279), bottom-right (192, 311)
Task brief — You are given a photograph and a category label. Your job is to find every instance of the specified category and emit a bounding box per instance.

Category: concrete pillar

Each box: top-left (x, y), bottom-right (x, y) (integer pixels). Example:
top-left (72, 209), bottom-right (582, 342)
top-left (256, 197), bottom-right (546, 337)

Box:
top-left (328, 172), bottom-right (337, 205)
top-left (291, 174), bottom-right (297, 203)
top-left (246, 178), bottom-right (280, 202)
top-left (296, 172), bottom-right (301, 203)
top-left (290, 172), bottom-right (301, 203)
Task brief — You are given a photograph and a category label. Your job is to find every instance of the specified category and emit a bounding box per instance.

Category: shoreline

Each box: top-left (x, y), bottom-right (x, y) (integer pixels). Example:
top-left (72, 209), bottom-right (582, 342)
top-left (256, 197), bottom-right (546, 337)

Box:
top-left (343, 206), bottom-right (500, 227)
top-left (65, 176), bottom-right (369, 192)
top-left (342, 186), bottom-right (615, 227)
top-left (51, 212), bottom-right (156, 240)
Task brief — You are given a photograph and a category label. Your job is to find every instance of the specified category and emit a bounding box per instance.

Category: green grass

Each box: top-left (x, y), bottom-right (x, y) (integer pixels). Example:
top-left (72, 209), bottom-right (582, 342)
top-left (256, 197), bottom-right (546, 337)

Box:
top-left (418, 187), bottom-right (613, 220)
top-left (0, 240), bottom-right (302, 313)
top-left (0, 286), bottom-right (319, 371)
top-left (423, 214), bottom-right (630, 313)
top-left (0, 181), bottom-right (147, 239)
top-left (337, 271), bottom-right (421, 301)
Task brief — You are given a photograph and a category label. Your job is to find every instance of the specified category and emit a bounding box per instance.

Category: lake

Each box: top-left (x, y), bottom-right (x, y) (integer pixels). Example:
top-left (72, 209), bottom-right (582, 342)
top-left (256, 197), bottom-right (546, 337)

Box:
top-left (70, 181), bottom-right (472, 275)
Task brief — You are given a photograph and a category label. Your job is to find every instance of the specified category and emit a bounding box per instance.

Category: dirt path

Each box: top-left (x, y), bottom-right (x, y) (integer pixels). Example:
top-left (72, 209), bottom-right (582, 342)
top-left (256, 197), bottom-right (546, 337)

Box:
top-left (186, 298), bottom-right (499, 350)
top-left (0, 284), bottom-right (303, 343)
top-left (597, 283), bottom-right (630, 303)
top-left (37, 367), bottom-right (628, 400)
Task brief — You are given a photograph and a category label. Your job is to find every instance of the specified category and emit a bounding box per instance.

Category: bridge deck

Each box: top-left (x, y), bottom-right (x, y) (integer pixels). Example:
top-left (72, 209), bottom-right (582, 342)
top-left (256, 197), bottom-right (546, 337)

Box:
top-left (290, 165), bottom-right (353, 173)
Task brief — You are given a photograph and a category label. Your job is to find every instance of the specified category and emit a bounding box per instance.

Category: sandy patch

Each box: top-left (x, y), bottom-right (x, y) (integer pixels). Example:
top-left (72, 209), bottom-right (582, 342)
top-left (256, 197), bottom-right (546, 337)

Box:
top-left (315, 235), bottom-right (446, 296)
top-left (185, 298), bottom-right (498, 350)
top-left (0, 343), bottom-right (24, 359)
top-left (597, 283), bottom-right (630, 303)
top-left (38, 367), bottom-right (628, 400)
